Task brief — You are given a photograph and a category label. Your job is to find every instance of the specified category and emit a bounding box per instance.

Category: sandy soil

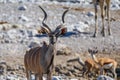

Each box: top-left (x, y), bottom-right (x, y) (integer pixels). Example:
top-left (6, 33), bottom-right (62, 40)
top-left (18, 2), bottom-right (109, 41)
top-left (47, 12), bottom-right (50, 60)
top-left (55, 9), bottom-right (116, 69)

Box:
top-left (0, 2), bottom-right (120, 80)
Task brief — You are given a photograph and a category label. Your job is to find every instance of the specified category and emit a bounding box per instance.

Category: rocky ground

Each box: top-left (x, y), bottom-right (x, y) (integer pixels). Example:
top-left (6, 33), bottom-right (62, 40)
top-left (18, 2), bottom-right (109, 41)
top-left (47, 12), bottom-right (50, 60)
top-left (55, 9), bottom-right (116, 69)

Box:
top-left (0, 0), bottom-right (120, 80)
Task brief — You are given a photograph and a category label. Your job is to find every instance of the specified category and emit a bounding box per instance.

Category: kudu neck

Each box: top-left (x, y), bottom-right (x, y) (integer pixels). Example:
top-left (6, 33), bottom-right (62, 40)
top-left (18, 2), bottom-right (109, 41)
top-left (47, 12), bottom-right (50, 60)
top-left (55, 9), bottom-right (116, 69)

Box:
top-left (48, 43), bottom-right (56, 54)
top-left (49, 42), bottom-right (56, 47)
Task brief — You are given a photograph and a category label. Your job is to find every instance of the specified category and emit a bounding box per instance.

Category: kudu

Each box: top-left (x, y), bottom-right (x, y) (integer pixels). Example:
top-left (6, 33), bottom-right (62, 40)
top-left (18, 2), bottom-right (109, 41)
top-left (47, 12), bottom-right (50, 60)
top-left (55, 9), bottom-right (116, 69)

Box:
top-left (88, 49), bottom-right (117, 79)
top-left (93, 0), bottom-right (111, 37)
top-left (24, 6), bottom-right (69, 80)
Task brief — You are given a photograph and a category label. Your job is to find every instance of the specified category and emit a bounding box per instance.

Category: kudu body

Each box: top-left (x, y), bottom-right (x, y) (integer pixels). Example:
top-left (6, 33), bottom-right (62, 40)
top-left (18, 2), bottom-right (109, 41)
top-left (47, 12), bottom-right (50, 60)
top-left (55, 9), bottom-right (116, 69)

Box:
top-left (88, 49), bottom-right (117, 79)
top-left (24, 6), bottom-right (68, 80)
top-left (93, 0), bottom-right (111, 37)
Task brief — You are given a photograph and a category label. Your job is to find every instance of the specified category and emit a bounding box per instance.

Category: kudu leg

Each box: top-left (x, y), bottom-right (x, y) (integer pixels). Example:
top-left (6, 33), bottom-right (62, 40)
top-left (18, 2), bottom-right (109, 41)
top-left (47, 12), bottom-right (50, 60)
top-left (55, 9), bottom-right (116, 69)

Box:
top-left (100, 1), bottom-right (105, 36)
top-left (35, 74), bottom-right (43, 80)
top-left (47, 63), bottom-right (54, 80)
top-left (26, 70), bottom-right (32, 80)
top-left (39, 74), bottom-right (43, 80)
top-left (35, 74), bottom-right (37, 80)
top-left (47, 71), bottom-right (52, 80)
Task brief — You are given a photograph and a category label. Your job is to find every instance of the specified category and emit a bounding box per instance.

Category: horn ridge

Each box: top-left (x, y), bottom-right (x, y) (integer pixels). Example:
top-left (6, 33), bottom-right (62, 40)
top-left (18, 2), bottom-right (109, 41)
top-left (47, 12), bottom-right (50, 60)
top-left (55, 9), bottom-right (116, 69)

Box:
top-left (62, 9), bottom-right (69, 23)
top-left (39, 6), bottom-right (51, 32)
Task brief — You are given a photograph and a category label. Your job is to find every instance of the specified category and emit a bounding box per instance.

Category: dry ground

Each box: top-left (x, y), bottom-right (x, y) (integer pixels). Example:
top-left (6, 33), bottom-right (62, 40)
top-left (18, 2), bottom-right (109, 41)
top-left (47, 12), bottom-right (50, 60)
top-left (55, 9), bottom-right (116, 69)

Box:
top-left (0, 3), bottom-right (120, 80)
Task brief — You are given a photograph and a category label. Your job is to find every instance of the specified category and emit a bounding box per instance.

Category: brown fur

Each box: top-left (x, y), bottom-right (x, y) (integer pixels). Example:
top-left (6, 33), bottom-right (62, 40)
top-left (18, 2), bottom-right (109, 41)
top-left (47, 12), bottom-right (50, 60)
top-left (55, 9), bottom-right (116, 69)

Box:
top-left (67, 58), bottom-right (100, 78)
top-left (82, 58), bottom-right (100, 78)
top-left (95, 57), bottom-right (117, 78)
top-left (89, 49), bottom-right (117, 79)
top-left (24, 42), bottom-right (55, 80)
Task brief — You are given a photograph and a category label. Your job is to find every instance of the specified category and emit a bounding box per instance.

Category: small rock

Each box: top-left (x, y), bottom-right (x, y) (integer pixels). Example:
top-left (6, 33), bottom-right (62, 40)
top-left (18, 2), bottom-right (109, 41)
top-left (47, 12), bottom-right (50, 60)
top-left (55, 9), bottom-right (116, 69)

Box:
top-left (65, 71), bottom-right (73, 76)
top-left (28, 41), bottom-right (40, 48)
top-left (73, 22), bottom-right (89, 32)
top-left (0, 32), bottom-right (4, 39)
top-left (6, 75), bottom-right (18, 80)
top-left (97, 75), bottom-right (114, 80)
top-left (7, 0), bottom-right (17, 3)
top-left (57, 47), bottom-right (72, 55)
top-left (87, 11), bottom-right (95, 17)
top-left (7, 29), bottom-right (24, 40)
top-left (52, 76), bottom-right (62, 80)
top-left (19, 15), bottom-right (29, 22)
top-left (0, 61), bottom-right (7, 75)
top-left (70, 79), bottom-right (78, 80)
top-left (27, 29), bottom-right (38, 37)
top-left (12, 24), bottom-right (23, 29)
top-left (0, 24), bottom-right (12, 31)
top-left (73, 65), bottom-right (81, 71)
top-left (111, 3), bottom-right (120, 9)
top-left (18, 5), bottom-right (27, 11)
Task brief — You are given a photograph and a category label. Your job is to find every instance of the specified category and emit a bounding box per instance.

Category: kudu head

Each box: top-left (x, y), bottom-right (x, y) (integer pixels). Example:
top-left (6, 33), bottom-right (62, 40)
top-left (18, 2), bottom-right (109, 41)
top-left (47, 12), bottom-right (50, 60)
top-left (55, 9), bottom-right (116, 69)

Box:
top-left (39, 6), bottom-right (68, 45)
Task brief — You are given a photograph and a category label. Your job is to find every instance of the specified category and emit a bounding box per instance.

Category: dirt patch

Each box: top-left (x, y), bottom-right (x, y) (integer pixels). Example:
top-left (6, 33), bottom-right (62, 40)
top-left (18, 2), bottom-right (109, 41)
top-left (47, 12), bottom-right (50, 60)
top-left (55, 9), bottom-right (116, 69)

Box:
top-left (0, 3), bottom-right (120, 80)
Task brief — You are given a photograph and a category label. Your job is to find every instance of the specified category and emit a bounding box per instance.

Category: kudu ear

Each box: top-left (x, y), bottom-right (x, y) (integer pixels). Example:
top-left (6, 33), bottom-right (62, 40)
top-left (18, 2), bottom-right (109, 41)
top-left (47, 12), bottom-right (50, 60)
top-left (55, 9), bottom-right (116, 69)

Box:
top-left (54, 24), bottom-right (67, 37)
top-left (54, 9), bottom-right (68, 37)
top-left (38, 27), bottom-right (51, 34)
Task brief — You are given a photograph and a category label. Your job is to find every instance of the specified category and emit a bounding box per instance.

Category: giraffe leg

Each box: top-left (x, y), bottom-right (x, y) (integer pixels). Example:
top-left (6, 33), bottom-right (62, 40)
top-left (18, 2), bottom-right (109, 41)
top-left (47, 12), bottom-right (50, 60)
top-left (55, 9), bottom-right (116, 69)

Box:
top-left (104, 6), bottom-right (107, 17)
top-left (100, 1), bottom-right (105, 37)
top-left (106, 0), bottom-right (111, 35)
top-left (93, 2), bottom-right (98, 37)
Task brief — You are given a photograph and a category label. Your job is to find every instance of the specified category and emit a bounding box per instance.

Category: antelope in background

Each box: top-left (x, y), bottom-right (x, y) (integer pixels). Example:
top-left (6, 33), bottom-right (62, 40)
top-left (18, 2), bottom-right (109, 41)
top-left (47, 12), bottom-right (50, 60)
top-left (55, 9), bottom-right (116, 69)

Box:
top-left (67, 54), bottom-right (116, 79)
top-left (67, 57), bottom-right (110, 79)
top-left (24, 6), bottom-right (69, 80)
top-left (81, 58), bottom-right (100, 78)
top-left (88, 49), bottom-right (117, 79)
top-left (92, 0), bottom-right (111, 37)
top-left (67, 57), bottom-right (100, 78)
